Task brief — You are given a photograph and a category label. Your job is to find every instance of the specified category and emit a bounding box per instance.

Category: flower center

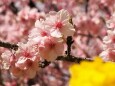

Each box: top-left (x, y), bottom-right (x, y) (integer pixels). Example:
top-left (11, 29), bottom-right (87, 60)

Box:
top-left (41, 31), bottom-right (48, 36)
top-left (23, 51), bottom-right (32, 58)
top-left (55, 22), bottom-right (63, 28)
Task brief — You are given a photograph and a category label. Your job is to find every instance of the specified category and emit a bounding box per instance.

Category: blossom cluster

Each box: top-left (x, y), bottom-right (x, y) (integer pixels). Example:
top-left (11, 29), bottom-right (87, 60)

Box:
top-left (1, 9), bottom-right (75, 78)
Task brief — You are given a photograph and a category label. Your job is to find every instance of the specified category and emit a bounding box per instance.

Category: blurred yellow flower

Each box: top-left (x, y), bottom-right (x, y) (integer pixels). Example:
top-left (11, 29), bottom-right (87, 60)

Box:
top-left (69, 57), bottom-right (115, 86)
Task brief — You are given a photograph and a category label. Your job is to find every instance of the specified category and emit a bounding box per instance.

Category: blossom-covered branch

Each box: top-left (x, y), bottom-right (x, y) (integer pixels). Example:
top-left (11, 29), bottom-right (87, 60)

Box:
top-left (0, 38), bottom-right (92, 69)
top-left (0, 8), bottom-right (107, 79)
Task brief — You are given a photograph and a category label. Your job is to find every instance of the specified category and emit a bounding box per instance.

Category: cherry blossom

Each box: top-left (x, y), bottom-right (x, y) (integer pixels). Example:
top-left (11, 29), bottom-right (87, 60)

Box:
top-left (38, 36), bottom-right (64, 61)
top-left (45, 9), bottom-right (75, 38)
top-left (1, 43), bottom-right (40, 78)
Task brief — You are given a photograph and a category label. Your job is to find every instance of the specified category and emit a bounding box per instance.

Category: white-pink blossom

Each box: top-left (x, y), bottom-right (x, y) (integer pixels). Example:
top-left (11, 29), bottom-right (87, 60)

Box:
top-left (2, 42), bottom-right (40, 78)
top-left (15, 43), bottom-right (39, 69)
top-left (44, 9), bottom-right (75, 38)
top-left (38, 36), bottom-right (64, 61)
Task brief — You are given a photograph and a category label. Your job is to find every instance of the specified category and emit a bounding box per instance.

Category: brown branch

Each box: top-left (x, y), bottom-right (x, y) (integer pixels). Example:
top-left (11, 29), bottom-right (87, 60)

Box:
top-left (0, 41), bottom-right (18, 50)
top-left (39, 55), bottom-right (93, 68)
top-left (57, 55), bottom-right (92, 63)
top-left (65, 36), bottom-right (74, 56)
top-left (0, 39), bottom-right (92, 68)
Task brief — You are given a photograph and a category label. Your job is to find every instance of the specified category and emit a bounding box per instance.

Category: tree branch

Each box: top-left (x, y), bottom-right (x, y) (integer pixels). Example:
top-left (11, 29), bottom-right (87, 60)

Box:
top-left (0, 38), bottom-right (92, 68)
top-left (0, 41), bottom-right (18, 50)
top-left (65, 36), bottom-right (74, 57)
top-left (57, 55), bottom-right (92, 63)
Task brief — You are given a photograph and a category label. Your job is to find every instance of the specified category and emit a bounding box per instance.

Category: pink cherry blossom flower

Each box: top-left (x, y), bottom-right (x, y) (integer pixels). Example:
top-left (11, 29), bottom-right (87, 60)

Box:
top-left (45, 9), bottom-right (75, 38)
top-left (2, 42), bottom-right (40, 78)
top-left (33, 19), bottom-right (51, 38)
top-left (28, 19), bottom-right (63, 46)
top-left (28, 20), bottom-right (51, 46)
top-left (15, 43), bottom-right (39, 69)
top-left (38, 36), bottom-right (64, 61)
top-left (14, 43), bottom-right (40, 78)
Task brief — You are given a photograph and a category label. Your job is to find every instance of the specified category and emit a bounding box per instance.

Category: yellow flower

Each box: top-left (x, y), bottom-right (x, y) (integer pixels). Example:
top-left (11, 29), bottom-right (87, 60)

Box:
top-left (69, 57), bottom-right (115, 86)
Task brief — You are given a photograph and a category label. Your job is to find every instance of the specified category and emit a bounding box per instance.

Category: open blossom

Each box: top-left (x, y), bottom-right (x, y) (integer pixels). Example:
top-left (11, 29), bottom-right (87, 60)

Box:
top-left (15, 43), bottom-right (40, 78)
top-left (1, 43), bottom-right (40, 78)
top-left (44, 9), bottom-right (75, 38)
top-left (28, 19), bottom-right (51, 42)
top-left (15, 43), bottom-right (39, 69)
top-left (38, 36), bottom-right (64, 61)
top-left (13, 43), bottom-right (40, 78)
